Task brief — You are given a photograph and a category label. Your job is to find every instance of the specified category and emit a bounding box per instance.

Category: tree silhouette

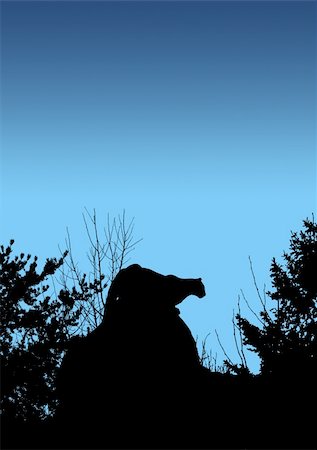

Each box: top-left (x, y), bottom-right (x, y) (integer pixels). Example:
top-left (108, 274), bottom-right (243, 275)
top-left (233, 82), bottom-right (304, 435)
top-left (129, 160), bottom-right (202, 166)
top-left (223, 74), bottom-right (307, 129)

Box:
top-left (234, 217), bottom-right (317, 379)
top-left (60, 209), bottom-right (141, 333)
top-left (0, 211), bottom-right (141, 423)
top-left (2, 216), bottom-right (316, 449)
top-left (0, 241), bottom-right (80, 420)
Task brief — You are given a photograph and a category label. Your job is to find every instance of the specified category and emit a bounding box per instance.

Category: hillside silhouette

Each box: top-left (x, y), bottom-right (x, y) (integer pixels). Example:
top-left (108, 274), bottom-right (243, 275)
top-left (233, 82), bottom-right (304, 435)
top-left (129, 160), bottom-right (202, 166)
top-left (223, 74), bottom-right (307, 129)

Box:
top-left (1, 218), bottom-right (316, 449)
top-left (55, 265), bottom-right (208, 448)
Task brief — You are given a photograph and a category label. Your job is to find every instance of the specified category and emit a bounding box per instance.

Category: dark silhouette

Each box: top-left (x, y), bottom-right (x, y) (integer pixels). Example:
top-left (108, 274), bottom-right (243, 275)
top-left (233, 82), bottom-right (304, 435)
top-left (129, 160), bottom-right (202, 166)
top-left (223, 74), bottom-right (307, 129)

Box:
top-left (235, 218), bottom-right (317, 381)
top-left (55, 264), bottom-right (207, 448)
top-left (0, 242), bottom-right (79, 421)
top-left (230, 218), bottom-right (317, 449)
top-left (1, 217), bottom-right (316, 449)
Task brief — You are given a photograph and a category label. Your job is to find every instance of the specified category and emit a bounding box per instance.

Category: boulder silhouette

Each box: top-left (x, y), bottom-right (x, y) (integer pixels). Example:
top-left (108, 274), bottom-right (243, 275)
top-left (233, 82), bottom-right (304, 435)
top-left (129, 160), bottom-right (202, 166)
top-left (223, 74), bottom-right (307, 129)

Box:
top-left (56, 264), bottom-right (207, 448)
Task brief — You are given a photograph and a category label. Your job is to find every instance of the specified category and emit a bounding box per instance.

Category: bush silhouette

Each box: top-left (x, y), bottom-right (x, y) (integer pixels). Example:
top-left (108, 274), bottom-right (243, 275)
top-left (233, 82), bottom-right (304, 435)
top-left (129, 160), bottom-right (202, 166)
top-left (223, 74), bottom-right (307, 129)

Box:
top-left (0, 212), bottom-right (138, 426)
top-left (1, 218), bottom-right (316, 449)
top-left (235, 217), bottom-right (316, 380)
top-left (0, 241), bottom-right (81, 421)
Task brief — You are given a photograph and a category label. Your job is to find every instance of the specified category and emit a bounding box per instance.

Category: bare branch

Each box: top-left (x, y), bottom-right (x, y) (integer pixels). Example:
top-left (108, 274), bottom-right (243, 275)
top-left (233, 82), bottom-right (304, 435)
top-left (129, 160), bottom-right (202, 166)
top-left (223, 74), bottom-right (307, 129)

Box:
top-left (232, 308), bottom-right (244, 367)
top-left (240, 289), bottom-right (264, 325)
top-left (249, 256), bottom-right (266, 309)
top-left (58, 209), bottom-right (141, 335)
top-left (215, 329), bottom-right (234, 367)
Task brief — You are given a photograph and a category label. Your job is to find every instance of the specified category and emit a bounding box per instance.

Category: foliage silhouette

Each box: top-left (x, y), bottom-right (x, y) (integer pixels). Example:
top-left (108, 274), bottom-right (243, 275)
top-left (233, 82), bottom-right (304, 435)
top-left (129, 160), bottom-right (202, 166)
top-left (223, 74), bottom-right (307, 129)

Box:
top-left (230, 217), bottom-right (316, 380)
top-left (1, 217), bottom-right (316, 449)
top-left (0, 241), bottom-right (80, 420)
top-left (0, 211), bottom-right (140, 424)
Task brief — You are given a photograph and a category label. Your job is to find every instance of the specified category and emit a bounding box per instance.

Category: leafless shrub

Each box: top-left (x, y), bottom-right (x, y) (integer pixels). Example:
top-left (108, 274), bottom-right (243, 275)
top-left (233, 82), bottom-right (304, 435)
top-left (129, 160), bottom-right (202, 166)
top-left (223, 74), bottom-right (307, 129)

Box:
top-left (58, 209), bottom-right (142, 335)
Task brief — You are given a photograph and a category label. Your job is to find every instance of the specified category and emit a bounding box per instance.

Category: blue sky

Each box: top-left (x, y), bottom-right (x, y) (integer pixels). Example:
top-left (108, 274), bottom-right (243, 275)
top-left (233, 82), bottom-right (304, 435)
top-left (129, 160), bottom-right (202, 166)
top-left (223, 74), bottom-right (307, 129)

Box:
top-left (1, 1), bottom-right (316, 372)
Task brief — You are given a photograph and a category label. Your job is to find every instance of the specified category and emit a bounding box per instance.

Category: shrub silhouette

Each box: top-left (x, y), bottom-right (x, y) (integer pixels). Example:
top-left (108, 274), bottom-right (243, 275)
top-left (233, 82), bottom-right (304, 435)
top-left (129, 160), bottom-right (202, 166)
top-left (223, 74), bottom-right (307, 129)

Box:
top-left (0, 241), bottom-right (81, 421)
top-left (2, 218), bottom-right (316, 449)
top-left (235, 218), bottom-right (316, 380)
top-left (222, 217), bottom-right (317, 449)
top-left (0, 212), bottom-right (136, 426)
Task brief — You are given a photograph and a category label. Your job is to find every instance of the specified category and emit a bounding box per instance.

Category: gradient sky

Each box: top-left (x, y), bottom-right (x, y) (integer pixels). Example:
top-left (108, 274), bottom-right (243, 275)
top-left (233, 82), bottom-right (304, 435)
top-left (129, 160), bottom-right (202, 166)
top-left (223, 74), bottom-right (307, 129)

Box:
top-left (1, 0), bottom-right (316, 372)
